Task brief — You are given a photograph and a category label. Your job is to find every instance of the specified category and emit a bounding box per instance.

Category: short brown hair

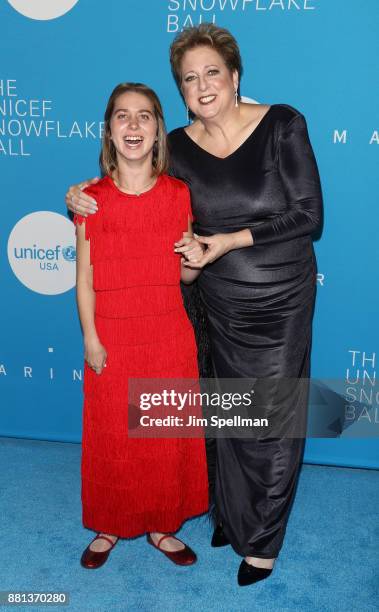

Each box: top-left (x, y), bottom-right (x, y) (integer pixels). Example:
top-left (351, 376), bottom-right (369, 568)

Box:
top-left (169, 23), bottom-right (243, 92)
top-left (100, 82), bottom-right (168, 177)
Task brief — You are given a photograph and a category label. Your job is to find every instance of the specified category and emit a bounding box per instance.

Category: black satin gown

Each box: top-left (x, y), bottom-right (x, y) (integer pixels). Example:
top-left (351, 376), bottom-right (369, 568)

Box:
top-left (168, 104), bottom-right (323, 558)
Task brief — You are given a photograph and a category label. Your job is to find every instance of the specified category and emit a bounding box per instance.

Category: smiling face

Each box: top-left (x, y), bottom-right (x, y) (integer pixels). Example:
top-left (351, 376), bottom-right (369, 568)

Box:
top-left (109, 91), bottom-right (158, 165)
top-left (180, 45), bottom-right (238, 121)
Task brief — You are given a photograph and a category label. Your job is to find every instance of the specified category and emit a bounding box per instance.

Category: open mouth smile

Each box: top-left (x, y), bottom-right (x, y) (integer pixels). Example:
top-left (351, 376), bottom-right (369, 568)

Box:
top-left (199, 95), bottom-right (217, 105)
top-left (123, 135), bottom-right (144, 147)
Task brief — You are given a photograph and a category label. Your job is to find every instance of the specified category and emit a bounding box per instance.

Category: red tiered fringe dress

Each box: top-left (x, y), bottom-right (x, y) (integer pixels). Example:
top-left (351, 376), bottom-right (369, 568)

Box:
top-left (74, 174), bottom-right (208, 538)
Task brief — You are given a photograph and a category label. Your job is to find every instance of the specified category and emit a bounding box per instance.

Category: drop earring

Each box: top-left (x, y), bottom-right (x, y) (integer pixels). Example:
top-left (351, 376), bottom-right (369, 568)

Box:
top-left (186, 105), bottom-right (190, 124)
top-left (234, 89), bottom-right (239, 108)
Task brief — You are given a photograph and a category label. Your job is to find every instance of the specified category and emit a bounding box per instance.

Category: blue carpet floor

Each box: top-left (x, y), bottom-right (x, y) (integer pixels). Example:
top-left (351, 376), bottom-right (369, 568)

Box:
top-left (0, 437), bottom-right (378, 612)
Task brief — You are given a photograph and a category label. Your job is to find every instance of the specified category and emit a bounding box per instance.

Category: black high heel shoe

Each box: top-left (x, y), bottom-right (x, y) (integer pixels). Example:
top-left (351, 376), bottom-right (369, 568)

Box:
top-left (237, 559), bottom-right (273, 586)
top-left (211, 524), bottom-right (230, 547)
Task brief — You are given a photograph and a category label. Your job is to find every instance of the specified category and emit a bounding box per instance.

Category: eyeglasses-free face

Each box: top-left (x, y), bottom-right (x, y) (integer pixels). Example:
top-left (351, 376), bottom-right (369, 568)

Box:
top-left (180, 45), bottom-right (238, 121)
top-left (110, 91), bottom-right (158, 165)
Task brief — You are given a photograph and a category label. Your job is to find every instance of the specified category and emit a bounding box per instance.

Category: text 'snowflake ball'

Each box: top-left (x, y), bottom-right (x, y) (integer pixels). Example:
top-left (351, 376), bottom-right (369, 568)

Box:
top-left (7, 211), bottom-right (77, 295)
top-left (7, 0), bottom-right (80, 21)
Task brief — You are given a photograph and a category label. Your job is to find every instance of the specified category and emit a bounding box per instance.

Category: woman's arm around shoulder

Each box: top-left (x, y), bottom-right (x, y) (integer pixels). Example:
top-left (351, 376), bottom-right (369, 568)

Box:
top-left (66, 177), bottom-right (100, 217)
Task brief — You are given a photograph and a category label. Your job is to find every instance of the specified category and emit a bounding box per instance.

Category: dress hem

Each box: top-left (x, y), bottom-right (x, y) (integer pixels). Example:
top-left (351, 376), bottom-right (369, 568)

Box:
top-left (82, 501), bottom-right (208, 539)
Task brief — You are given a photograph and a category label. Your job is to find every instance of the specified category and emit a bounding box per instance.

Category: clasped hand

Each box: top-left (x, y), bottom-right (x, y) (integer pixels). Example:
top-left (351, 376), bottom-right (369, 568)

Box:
top-left (175, 233), bottom-right (235, 268)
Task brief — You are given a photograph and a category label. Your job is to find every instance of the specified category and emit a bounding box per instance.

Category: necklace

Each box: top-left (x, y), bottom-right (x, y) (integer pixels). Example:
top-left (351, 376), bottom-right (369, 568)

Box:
top-left (113, 172), bottom-right (157, 196)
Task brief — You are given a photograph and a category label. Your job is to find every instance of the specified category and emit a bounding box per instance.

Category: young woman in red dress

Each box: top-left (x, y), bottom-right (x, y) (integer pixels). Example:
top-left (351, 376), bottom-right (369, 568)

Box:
top-left (75, 82), bottom-right (208, 569)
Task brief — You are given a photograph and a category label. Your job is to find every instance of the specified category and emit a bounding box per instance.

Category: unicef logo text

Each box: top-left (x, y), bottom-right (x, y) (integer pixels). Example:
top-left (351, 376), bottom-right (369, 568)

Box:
top-left (8, 212), bottom-right (77, 295)
top-left (13, 243), bottom-right (76, 269)
top-left (7, 0), bottom-right (80, 21)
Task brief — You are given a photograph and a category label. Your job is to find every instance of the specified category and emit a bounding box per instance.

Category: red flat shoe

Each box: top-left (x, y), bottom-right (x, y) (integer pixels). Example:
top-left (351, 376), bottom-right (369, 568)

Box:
top-left (146, 533), bottom-right (197, 566)
top-left (80, 534), bottom-right (118, 569)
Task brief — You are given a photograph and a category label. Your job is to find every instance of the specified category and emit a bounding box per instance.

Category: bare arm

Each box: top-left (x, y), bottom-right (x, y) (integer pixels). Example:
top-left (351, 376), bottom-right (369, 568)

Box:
top-left (76, 223), bottom-right (107, 375)
top-left (180, 216), bottom-right (202, 285)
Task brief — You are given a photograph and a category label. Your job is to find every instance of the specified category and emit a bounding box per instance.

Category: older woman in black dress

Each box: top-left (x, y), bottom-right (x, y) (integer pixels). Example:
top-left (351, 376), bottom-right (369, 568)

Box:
top-left (65, 24), bottom-right (322, 586)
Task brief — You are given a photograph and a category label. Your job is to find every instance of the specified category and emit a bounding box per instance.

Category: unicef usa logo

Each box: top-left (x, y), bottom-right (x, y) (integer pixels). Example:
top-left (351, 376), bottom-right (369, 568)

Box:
top-left (7, 212), bottom-right (76, 295)
top-left (7, 0), bottom-right (79, 21)
top-left (62, 246), bottom-right (76, 261)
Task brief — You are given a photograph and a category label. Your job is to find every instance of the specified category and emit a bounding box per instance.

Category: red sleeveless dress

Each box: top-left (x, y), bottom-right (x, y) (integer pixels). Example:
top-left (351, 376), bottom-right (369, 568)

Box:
top-left (74, 174), bottom-right (208, 538)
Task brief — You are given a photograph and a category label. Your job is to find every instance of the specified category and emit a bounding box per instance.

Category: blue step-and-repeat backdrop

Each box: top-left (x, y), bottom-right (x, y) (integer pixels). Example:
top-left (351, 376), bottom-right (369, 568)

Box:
top-left (1, 0), bottom-right (378, 468)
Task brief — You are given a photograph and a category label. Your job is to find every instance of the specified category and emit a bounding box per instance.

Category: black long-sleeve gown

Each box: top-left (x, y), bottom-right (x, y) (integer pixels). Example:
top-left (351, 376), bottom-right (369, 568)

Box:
top-left (168, 104), bottom-right (323, 558)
